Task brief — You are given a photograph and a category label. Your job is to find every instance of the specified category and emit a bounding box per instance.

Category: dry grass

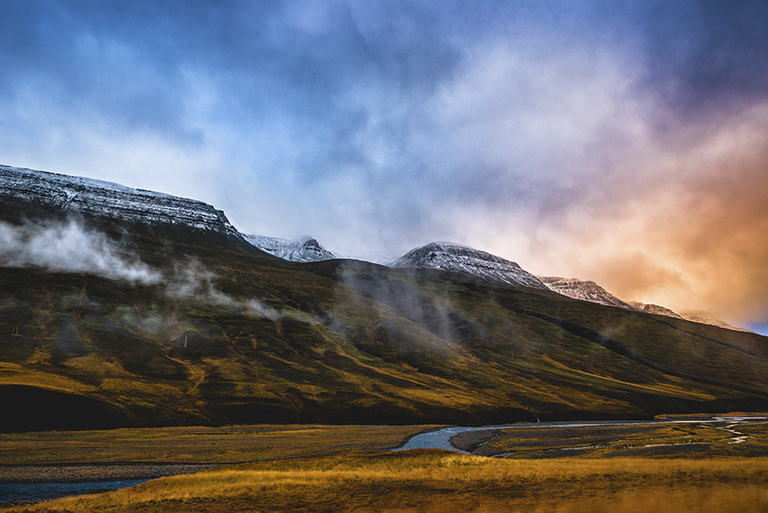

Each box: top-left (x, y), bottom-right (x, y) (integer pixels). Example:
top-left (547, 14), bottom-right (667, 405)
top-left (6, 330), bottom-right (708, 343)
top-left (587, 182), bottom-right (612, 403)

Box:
top-left (477, 420), bottom-right (768, 458)
top-left (4, 451), bottom-right (767, 512)
top-left (0, 425), bottom-right (430, 466)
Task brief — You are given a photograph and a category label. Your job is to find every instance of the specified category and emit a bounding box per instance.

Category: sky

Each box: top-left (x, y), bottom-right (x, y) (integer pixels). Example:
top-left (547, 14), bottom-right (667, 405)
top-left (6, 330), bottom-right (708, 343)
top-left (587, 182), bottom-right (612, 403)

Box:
top-left (1, 1), bottom-right (767, 333)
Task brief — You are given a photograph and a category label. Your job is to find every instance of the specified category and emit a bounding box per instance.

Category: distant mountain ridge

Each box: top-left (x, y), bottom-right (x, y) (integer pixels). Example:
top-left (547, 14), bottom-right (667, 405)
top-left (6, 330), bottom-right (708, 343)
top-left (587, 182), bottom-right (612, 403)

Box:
top-left (391, 242), bottom-right (548, 290)
top-left (0, 164), bottom-right (240, 239)
top-left (675, 310), bottom-right (753, 333)
top-left (539, 275), bottom-right (751, 333)
top-left (540, 277), bottom-right (634, 309)
top-left (628, 301), bottom-right (684, 319)
top-left (241, 234), bottom-right (336, 263)
top-left (0, 164), bottom-right (750, 332)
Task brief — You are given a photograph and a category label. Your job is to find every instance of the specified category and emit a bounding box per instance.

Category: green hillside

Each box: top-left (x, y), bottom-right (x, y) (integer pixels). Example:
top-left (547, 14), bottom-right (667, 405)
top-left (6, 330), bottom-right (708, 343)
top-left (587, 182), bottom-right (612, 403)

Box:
top-left (1, 232), bottom-right (766, 432)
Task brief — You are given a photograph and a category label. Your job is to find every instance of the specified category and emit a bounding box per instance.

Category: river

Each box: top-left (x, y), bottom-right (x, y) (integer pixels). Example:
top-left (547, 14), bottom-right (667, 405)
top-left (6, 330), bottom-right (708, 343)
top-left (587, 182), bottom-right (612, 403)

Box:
top-left (0, 479), bottom-right (151, 507)
top-left (394, 415), bottom-right (768, 454)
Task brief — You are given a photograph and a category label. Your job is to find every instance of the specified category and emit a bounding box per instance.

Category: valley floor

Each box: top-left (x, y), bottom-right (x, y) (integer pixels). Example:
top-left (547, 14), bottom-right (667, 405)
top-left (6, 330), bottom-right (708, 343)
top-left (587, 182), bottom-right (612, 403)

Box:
top-left (1, 417), bottom-right (767, 512)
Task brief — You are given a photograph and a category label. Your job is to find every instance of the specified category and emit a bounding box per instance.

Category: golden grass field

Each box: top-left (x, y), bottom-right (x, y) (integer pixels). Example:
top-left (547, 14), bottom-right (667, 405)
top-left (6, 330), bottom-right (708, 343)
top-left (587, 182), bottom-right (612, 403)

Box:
top-left (0, 424), bottom-right (430, 466)
top-left (2, 419), bottom-right (768, 512)
top-left (4, 451), bottom-right (768, 512)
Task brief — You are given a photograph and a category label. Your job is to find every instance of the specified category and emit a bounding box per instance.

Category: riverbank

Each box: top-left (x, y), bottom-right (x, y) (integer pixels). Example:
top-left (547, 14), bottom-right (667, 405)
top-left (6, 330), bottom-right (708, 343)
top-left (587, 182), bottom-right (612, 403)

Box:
top-left (4, 451), bottom-right (768, 512)
top-left (0, 463), bottom-right (219, 483)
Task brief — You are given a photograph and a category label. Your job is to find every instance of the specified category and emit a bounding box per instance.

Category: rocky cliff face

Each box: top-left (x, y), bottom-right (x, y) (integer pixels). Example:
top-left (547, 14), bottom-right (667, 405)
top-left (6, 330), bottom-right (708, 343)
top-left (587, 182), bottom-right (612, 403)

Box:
top-left (628, 301), bottom-right (683, 319)
top-left (392, 242), bottom-right (548, 290)
top-left (241, 234), bottom-right (337, 262)
top-left (540, 277), bottom-right (634, 309)
top-left (0, 165), bottom-right (240, 238)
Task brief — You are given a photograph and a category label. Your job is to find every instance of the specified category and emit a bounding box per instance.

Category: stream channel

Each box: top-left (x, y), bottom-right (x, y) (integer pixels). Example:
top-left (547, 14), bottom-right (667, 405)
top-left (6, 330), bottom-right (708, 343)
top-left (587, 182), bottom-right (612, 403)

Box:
top-left (0, 479), bottom-right (150, 507)
top-left (394, 415), bottom-right (767, 454)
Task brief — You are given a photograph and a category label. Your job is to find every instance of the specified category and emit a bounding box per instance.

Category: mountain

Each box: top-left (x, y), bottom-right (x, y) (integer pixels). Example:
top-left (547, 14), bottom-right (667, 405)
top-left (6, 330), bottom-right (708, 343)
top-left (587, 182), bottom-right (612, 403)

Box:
top-left (391, 242), bottom-right (548, 290)
top-left (539, 274), bottom-right (751, 333)
top-left (628, 301), bottom-right (684, 319)
top-left (1, 165), bottom-right (240, 236)
top-left (677, 310), bottom-right (753, 333)
top-left (2, 165), bottom-right (768, 432)
top-left (242, 234), bottom-right (336, 262)
top-left (540, 277), bottom-right (634, 310)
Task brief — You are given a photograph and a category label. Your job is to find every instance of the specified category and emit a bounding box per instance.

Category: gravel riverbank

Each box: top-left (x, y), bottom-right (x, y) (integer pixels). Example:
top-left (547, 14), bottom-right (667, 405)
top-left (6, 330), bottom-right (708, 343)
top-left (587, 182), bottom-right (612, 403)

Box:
top-left (0, 463), bottom-right (220, 483)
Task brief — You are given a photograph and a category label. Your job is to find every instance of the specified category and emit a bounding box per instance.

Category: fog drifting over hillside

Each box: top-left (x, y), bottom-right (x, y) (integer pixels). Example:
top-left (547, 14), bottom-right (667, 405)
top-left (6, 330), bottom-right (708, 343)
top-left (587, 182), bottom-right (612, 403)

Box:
top-left (0, 221), bottom-right (160, 284)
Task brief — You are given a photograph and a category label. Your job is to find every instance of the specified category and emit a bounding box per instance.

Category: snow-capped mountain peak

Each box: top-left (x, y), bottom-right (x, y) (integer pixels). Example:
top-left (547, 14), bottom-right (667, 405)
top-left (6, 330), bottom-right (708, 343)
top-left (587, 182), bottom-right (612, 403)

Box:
top-left (0, 164), bottom-right (240, 237)
top-left (628, 301), bottom-right (684, 319)
top-left (391, 242), bottom-right (548, 289)
top-left (543, 275), bottom-right (753, 333)
top-left (539, 276), bottom-right (634, 309)
top-left (241, 234), bottom-right (336, 263)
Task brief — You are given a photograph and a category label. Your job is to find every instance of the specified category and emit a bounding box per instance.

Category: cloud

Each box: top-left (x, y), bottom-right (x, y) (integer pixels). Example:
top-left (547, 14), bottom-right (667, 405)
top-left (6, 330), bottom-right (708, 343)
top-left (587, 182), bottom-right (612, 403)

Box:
top-left (0, 220), bottom-right (161, 284)
top-left (164, 258), bottom-right (313, 322)
top-left (0, 218), bottom-right (307, 323)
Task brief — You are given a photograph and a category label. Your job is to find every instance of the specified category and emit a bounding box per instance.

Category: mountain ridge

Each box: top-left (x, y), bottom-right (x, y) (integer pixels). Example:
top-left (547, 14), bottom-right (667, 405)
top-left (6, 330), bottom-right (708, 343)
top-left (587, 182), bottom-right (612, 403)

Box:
top-left (0, 164), bottom-right (242, 240)
top-left (391, 241), bottom-right (548, 290)
top-left (242, 234), bottom-right (337, 263)
top-left (539, 276), bottom-right (634, 310)
top-left (1, 164), bottom-right (766, 431)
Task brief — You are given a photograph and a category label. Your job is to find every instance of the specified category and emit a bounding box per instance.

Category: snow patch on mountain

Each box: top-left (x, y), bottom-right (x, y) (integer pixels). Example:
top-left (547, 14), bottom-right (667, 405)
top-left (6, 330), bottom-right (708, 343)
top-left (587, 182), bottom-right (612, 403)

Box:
top-left (0, 164), bottom-right (240, 236)
top-left (677, 310), bottom-right (754, 333)
top-left (391, 242), bottom-right (548, 289)
top-left (241, 234), bottom-right (336, 263)
top-left (540, 277), bottom-right (634, 309)
top-left (632, 301), bottom-right (752, 333)
top-left (628, 301), bottom-right (683, 319)
top-left (543, 277), bottom-right (753, 333)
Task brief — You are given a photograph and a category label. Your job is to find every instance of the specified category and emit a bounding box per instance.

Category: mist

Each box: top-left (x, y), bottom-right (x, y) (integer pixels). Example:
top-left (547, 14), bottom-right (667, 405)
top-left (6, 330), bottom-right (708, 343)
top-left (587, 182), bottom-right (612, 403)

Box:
top-left (0, 220), bottom-right (160, 284)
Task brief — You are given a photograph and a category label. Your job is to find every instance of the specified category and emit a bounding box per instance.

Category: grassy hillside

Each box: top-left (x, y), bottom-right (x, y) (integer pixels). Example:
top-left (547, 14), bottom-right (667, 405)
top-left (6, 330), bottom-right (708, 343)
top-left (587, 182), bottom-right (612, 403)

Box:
top-left (1, 226), bottom-right (767, 431)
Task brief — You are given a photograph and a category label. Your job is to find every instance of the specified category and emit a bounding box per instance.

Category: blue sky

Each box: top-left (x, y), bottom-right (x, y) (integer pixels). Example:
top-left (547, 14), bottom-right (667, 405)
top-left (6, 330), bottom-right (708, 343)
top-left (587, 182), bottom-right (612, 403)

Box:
top-left (1, 0), bottom-right (767, 332)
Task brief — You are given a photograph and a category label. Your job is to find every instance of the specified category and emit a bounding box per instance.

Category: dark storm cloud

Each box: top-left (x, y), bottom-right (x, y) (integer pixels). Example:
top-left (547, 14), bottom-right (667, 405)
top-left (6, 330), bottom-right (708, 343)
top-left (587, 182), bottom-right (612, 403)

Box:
top-left (638, 1), bottom-right (768, 117)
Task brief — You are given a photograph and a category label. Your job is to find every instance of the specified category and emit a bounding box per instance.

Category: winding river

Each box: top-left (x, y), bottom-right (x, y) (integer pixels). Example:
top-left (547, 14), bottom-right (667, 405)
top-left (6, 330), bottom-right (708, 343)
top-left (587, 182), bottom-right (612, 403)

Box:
top-left (2, 416), bottom-right (764, 506)
top-left (394, 415), bottom-right (767, 454)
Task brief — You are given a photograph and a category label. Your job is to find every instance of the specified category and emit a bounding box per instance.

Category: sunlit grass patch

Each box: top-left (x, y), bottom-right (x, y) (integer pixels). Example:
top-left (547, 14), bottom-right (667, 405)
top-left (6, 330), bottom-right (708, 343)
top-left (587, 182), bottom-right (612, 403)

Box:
top-left (5, 452), bottom-right (768, 512)
top-left (479, 420), bottom-right (768, 459)
top-left (0, 424), bottom-right (430, 466)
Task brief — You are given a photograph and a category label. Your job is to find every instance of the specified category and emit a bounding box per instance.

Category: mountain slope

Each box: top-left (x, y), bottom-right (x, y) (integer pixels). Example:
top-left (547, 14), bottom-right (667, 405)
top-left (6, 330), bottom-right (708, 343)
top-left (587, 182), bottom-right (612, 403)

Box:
top-left (677, 310), bottom-right (753, 333)
top-left (540, 277), bottom-right (634, 310)
top-left (1, 165), bottom-right (240, 236)
top-left (540, 274), bottom-right (751, 333)
top-left (1, 165), bottom-right (767, 432)
top-left (629, 301), bottom-right (684, 319)
top-left (242, 234), bottom-right (336, 262)
top-left (392, 242), bottom-right (548, 290)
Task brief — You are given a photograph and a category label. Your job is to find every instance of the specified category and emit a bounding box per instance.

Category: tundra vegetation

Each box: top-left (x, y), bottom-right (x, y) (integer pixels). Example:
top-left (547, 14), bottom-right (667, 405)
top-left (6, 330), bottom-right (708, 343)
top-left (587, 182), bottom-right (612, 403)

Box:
top-left (1, 419), bottom-right (767, 511)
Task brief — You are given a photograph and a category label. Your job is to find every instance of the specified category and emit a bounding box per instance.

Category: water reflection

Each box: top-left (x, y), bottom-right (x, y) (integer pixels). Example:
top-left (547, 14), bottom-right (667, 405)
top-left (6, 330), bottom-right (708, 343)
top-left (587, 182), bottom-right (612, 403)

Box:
top-left (0, 478), bottom-right (150, 507)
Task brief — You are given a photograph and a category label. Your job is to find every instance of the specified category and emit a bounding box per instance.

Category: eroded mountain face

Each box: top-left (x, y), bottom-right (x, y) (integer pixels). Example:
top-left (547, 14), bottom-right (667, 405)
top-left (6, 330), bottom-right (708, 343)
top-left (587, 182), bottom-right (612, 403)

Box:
top-left (241, 234), bottom-right (337, 263)
top-left (539, 277), bottom-right (634, 310)
top-left (0, 165), bottom-right (240, 237)
top-left (392, 242), bottom-right (548, 290)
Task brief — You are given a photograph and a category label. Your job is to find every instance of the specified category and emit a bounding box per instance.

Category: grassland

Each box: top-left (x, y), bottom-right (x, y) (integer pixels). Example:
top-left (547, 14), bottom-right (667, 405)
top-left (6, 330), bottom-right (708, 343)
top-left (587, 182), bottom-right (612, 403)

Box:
top-left (0, 424), bottom-right (429, 467)
top-left (2, 419), bottom-right (768, 512)
top-left (3, 451), bottom-right (767, 512)
top-left (455, 416), bottom-right (768, 458)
